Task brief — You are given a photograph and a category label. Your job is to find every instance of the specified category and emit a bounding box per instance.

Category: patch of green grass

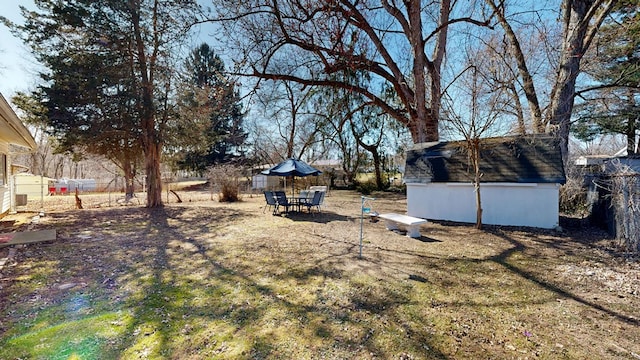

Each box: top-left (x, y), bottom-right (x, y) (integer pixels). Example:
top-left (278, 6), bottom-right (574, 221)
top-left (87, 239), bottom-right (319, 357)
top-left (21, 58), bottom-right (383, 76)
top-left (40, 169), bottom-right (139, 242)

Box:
top-left (1, 311), bottom-right (133, 360)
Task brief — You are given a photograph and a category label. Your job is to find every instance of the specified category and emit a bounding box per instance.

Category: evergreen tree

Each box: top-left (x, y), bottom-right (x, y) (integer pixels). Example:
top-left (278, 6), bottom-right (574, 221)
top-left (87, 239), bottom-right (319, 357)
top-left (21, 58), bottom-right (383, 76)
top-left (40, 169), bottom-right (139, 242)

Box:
top-left (573, 1), bottom-right (640, 153)
top-left (174, 43), bottom-right (246, 173)
top-left (4, 0), bottom-right (199, 206)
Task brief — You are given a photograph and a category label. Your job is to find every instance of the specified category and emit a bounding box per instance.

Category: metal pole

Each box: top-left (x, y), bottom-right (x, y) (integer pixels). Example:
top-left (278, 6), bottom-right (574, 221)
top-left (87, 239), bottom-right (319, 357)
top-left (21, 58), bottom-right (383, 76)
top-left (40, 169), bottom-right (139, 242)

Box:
top-left (359, 196), bottom-right (375, 259)
top-left (40, 174), bottom-right (44, 211)
top-left (360, 196), bottom-right (364, 258)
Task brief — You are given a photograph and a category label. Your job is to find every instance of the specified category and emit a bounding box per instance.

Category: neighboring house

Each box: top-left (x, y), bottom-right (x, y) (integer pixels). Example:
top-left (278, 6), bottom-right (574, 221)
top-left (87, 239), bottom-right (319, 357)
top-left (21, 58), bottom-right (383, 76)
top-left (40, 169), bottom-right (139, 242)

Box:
top-left (404, 135), bottom-right (566, 229)
top-left (0, 92), bottom-right (37, 215)
top-left (251, 174), bottom-right (280, 190)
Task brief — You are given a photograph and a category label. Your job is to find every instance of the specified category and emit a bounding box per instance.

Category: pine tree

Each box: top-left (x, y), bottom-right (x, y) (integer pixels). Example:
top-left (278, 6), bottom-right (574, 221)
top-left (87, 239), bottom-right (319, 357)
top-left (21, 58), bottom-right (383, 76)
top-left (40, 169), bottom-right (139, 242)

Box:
top-left (173, 43), bottom-right (247, 173)
top-left (574, 1), bottom-right (640, 153)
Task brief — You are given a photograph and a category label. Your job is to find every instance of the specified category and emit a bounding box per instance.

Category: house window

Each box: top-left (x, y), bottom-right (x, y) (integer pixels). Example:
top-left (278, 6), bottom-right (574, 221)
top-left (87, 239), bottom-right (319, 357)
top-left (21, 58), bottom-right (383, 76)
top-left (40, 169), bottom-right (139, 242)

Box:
top-left (0, 154), bottom-right (6, 186)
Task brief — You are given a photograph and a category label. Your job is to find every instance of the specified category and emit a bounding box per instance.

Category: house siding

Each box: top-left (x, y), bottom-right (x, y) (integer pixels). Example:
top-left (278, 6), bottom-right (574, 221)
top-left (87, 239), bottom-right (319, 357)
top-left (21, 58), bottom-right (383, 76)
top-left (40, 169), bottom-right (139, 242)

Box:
top-left (0, 92), bottom-right (37, 217)
top-left (0, 142), bottom-right (8, 215)
top-left (407, 182), bottom-right (560, 229)
top-left (0, 187), bottom-right (9, 215)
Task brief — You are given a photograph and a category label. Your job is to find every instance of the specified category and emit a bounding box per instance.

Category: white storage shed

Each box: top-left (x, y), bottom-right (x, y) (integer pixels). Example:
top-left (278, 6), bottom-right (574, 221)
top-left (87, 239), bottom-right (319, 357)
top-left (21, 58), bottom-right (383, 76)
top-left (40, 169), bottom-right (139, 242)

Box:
top-left (404, 135), bottom-right (566, 229)
top-left (14, 173), bottom-right (55, 198)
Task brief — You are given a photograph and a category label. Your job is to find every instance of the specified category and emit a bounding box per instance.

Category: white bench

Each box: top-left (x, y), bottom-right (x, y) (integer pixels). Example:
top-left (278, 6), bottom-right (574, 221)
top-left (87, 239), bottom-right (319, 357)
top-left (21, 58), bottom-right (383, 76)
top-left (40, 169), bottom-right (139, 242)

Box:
top-left (378, 213), bottom-right (427, 238)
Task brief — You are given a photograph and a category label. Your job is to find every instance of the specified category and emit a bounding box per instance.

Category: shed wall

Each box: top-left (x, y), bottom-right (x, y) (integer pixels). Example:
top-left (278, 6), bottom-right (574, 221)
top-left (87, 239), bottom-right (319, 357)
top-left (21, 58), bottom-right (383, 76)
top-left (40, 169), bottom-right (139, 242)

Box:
top-left (15, 175), bottom-right (53, 198)
top-left (406, 182), bottom-right (560, 229)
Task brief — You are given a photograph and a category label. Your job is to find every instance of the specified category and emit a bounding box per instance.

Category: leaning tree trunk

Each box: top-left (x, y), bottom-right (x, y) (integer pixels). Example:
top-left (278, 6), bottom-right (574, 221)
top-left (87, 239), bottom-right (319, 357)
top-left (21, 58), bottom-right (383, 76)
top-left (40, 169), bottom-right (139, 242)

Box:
top-left (487, 0), bottom-right (544, 132)
top-left (547, 0), bottom-right (616, 167)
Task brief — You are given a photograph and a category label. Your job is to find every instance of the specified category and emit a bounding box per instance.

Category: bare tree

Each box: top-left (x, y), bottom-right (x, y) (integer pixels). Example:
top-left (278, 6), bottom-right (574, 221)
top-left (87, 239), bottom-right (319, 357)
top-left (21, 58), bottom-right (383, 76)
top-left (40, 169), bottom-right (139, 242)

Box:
top-left (252, 80), bottom-right (324, 164)
top-left (310, 94), bottom-right (364, 187)
top-left (208, 0), bottom-right (493, 144)
top-left (443, 63), bottom-right (505, 229)
top-left (486, 0), bottom-right (617, 166)
top-left (471, 36), bottom-right (528, 135)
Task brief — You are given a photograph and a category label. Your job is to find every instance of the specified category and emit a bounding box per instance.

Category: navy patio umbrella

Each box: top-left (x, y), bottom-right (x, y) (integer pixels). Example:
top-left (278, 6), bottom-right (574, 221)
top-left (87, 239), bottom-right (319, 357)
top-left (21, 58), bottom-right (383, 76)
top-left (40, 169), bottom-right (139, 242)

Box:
top-left (261, 158), bottom-right (322, 196)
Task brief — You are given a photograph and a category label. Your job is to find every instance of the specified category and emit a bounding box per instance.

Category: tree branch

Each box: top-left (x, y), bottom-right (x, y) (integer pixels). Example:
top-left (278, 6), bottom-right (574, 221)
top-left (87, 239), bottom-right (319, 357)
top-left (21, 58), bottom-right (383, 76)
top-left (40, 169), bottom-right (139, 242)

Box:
top-left (248, 69), bottom-right (410, 127)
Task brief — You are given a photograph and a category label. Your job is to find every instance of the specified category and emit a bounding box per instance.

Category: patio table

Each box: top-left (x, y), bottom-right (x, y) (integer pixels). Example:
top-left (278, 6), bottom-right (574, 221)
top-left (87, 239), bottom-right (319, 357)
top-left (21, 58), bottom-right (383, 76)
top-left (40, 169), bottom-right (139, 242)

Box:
top-left (287, 198), bottom-right (304, 213)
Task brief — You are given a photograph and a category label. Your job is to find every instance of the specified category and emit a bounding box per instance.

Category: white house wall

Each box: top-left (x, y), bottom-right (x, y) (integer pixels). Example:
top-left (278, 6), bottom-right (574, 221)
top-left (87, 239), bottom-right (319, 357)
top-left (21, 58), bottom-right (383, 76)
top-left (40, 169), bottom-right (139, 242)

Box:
top-left (406, 182), bottom-right (560, 229)
top-left (0, 187), bottom-right (9, 214)
top-left (0, 142), bottom-right (8, 214)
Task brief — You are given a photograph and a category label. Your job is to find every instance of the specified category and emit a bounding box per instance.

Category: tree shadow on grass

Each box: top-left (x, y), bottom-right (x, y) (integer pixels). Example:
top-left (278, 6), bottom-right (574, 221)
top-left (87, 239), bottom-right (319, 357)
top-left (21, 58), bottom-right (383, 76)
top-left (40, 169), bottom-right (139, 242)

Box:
top-left (101, 206), bottom-right (448, 359)
top-left (109, 206), bottom-right (260, 358)
top-left (280, 210), bottom-right (352, 224)
top-left (352, 220), bottom-right (639, 324)
top-left (382, 228), bottom-right (442, 243)
top-left (484, 227), bottom-right (639, 326)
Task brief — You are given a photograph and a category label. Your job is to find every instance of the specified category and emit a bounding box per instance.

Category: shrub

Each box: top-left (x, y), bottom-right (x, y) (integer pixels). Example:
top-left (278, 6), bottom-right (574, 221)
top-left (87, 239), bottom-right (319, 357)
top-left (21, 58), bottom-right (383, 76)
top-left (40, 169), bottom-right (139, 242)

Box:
top-left (207, 165), bottom-right (244, 202)
top-left (355, 179), bottom-right (378, 195)
top-left (559, 165), bottom-right (590, 216)
top-left (559, 175), bottom-right (589, 215)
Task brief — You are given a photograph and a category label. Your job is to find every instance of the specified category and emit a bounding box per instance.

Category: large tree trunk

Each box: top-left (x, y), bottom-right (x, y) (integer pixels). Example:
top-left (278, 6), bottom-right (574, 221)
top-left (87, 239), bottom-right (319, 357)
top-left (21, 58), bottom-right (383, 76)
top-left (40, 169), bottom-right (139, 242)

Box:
top-left (547, 14), bottom-right (585, 167)
top-left (409, 113), bottom-right (440, 144)
top-left (547, 0), bottom-right (616, 167)
top-left (145, 141), bottom-right (163, 207)
top-left (428, 0), bottom-right (450, 143)
top-left (408, 1), bottom-right (435, 144)
top-left (405, 0), bottom-right (448, 144)
top-left (130, 0), bottom-right (163, 207)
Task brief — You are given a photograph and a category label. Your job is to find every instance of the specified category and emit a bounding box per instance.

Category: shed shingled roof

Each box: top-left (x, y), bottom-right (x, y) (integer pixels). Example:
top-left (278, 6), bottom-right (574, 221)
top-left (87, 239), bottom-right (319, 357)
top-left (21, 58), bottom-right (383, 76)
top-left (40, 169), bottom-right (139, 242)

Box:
top-left (405, 135), bottom-right (566, 184)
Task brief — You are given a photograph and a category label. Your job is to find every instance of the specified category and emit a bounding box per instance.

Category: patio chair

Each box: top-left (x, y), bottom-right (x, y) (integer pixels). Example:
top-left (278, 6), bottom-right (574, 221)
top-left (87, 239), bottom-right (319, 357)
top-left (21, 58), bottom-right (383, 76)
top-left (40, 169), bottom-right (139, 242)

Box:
top-left (263, 191), bottom-right (277, 214)
top-left (302, 190), bottom-right (323, 213)
top-left (299, 190), bottom-right (311, 201)
top-left (274, 191), bottom-right (292, 213)
top-left (317, 191), bottom-right (326, 210)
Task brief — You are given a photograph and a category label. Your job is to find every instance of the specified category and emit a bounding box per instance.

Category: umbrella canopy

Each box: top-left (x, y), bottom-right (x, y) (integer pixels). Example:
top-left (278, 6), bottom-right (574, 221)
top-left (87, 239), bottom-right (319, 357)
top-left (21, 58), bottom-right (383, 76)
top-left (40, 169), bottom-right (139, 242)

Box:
top-left (261, 159), bottom-right (322, 197)
top-left (261, 158), bottom-right (322, 177)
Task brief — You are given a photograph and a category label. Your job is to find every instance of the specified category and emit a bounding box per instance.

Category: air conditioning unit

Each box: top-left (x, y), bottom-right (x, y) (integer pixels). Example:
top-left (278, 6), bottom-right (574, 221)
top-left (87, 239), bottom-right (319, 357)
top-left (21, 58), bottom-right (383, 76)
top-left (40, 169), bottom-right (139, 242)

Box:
top-left (15, 194), bottom-right (27, 206)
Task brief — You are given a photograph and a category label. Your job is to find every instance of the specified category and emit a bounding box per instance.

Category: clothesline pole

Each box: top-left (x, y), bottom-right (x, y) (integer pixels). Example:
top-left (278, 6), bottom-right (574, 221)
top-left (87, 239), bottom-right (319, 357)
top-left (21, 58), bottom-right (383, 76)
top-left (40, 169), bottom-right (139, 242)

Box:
top-left (359, 196), bottom-right (375, 259)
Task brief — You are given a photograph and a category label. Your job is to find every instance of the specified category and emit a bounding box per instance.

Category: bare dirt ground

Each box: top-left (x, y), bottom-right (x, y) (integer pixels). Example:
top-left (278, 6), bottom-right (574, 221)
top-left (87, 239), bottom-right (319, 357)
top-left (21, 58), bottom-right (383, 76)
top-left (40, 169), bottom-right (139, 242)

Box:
top-left (1, 190), bottom-right (639, 359)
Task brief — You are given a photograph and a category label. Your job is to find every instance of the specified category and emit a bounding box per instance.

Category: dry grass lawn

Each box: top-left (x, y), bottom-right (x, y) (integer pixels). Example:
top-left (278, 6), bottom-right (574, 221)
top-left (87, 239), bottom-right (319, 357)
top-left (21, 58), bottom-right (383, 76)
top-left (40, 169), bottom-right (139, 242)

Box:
top-left (0, 190), bottom-right (639, 359)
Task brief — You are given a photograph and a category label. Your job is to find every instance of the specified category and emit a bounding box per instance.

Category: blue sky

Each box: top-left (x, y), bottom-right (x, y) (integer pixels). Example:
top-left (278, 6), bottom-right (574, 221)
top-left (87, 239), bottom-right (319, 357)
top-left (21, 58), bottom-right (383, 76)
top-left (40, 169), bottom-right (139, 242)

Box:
top-left (0, 1), bottom-right (220, 102)
top-left (0, 0), bottom-right (38, 98)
